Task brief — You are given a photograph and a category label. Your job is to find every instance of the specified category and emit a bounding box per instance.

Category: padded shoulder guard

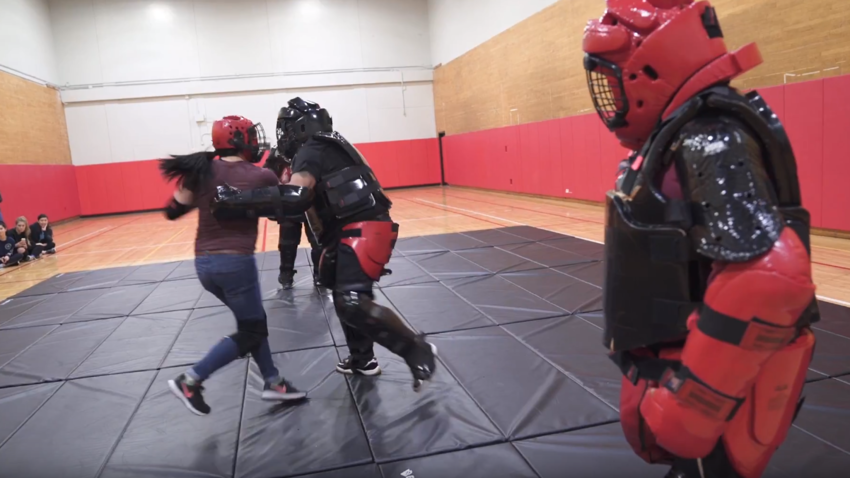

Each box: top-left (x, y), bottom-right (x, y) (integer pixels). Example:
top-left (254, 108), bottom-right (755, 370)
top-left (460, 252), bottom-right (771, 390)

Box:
top-left (210, 184), bottom-right (313, 220)
top-left (312, 131), bottom-right (369, 166)
top-left (672, 115), bottom-right (784, 262)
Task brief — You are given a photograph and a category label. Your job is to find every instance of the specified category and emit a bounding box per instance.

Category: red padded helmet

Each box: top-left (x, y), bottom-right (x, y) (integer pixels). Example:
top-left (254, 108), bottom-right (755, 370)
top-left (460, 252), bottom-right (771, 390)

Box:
top-left (211, 115), bottom-right (269, 163)
top-left (582, 0), bottom-right (763, 151)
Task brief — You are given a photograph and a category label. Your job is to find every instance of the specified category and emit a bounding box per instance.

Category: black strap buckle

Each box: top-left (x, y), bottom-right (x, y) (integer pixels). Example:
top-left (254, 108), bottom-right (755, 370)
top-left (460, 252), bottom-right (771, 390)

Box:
top-left (697, 306), bottom-right (799, 352)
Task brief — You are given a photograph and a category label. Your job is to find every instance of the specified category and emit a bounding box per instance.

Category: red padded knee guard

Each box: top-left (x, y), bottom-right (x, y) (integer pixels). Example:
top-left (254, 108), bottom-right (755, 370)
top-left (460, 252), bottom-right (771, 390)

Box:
top-left (340, 221), bottom-right (399, 280)
top-left (620, 347), bottom-right (677, 465)
top-left (640, 228), bottom-right (815, 464)
top-left (722, 328), bottom-right (815, 478)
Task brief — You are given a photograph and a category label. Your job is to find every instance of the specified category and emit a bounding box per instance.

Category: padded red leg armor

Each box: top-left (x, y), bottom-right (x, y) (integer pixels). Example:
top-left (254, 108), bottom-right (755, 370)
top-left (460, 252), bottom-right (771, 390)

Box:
top-left (721, 328), bottom-right (814, 478)
top-left (340, 221), bottom-right (399, 281)
top-left (620, 347), bottom-right (677, 466)
top-left (628, 228), bottom-right (815, 477)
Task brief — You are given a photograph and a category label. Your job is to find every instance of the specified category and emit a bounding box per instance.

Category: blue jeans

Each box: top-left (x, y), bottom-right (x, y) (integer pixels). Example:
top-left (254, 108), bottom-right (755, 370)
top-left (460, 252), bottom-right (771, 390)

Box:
top-left (190, 254), bottom-right (279, 382)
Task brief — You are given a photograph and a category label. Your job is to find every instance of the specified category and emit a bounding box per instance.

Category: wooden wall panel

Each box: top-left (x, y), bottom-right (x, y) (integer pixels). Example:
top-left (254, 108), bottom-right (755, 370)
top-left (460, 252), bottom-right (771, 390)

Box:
top-left (0, 70), bottom-right (72, 165)
top-left (434, 0), bottom-right (850, 136)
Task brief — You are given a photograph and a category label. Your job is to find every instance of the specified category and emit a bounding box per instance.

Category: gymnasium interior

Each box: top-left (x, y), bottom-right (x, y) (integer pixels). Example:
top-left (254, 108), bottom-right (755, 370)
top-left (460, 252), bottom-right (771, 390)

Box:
top-left (0, 1), bottom-right (849, 477)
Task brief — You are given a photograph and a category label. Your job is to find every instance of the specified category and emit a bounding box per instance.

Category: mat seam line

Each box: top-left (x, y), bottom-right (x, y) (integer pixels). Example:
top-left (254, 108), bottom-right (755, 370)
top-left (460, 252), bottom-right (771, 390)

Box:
top-left (0, 342), bottom-right (338, 391)
top-left (317, 289), bottom-right (380, 465)
top-left (65, 315), bottom-right (132, 380)
top-left (791, 424), bottom-right (850, 456)
top-left (424, 272), bottom-right (620, 415)
top-left (231, 359), bottom-right (250, 478)
top-left (94, 370), bottom-right (159, 478)
top-left (0, 380), bottom-right (65, 450)
top-left (378, 262), bottom-right (513, 443)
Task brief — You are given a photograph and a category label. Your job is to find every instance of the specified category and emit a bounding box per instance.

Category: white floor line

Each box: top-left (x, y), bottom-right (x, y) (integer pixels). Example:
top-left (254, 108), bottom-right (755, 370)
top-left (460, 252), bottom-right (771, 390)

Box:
top-left (413, 196), bottom-right (850, 305)
top-left (397, 215), bottom-right (454, 222)
top-left (817, 295), bottom-right (850, 307)
top-left (57, 227), bottom-right (112, 249)
top-left (411, 198), bottom-right (525, 226)
top-left (412, 197), bottom-right (603, 243)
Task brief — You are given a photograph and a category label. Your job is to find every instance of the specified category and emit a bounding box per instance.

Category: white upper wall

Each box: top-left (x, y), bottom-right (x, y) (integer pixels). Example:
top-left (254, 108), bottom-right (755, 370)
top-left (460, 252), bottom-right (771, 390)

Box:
top-left (0, 0), bottom-right (58, 83)
top-left (65, 82), bottom-right (437, 165)
top-left (49, 0), bottom-right (432, 87)
top-left (48, 0), bottom-right (437, 165)
top-left (428, 0), bottom-right (559, 66)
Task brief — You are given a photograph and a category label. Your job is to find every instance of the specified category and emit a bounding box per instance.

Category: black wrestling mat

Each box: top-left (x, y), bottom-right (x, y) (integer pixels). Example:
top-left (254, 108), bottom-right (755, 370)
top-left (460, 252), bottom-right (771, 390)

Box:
top-left (1, 226), bottom-right (850, 478)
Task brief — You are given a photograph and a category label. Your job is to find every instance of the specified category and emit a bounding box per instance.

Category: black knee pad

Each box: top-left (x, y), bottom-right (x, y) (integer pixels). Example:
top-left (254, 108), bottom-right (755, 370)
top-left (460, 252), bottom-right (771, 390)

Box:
top-left (333, 290), bottom-right (375, 328)
top-left (228, 319), bottom-right (269, 357)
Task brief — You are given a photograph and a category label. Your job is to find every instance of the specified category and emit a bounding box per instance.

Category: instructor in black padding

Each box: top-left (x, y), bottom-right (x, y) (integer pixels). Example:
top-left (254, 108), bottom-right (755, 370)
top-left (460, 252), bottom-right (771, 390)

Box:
top-left (263, 145), bottom-right (324, 288)
top-left (212, 97), bottom-right (438, 390)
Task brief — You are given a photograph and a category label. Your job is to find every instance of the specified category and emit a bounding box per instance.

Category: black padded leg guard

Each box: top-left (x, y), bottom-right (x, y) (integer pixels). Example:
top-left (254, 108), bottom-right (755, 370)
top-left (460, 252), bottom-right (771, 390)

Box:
top-left (278, 219), bottom-right (302, 275)
top-left (332, 290), bottom-right (437, 389)
top-left (332, 290), bottom-right (416, 356)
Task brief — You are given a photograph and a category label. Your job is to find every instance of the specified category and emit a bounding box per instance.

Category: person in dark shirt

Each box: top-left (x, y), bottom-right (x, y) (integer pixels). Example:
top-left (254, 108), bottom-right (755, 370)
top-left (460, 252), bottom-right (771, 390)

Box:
top-left (263, 148), bottom-right (324, 288)
top-left (159, 115), bottom-right (306, 416)
top-left (0, 221), bottom-right (23, 268)
top-left (213, 98), bottom-right (437, 391)
top-left (29, 214), bottom-right (57, 258)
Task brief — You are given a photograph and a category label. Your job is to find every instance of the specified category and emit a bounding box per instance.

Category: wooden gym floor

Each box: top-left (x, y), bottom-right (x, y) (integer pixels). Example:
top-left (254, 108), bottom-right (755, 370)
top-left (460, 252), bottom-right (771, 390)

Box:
top-left (2, 186), bottom-right (849, 305)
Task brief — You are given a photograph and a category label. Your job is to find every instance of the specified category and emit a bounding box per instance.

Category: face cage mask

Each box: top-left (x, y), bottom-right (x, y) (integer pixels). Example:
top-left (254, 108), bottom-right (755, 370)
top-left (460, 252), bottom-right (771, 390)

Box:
top-left (235, 123), bottom-right (269, 163)
top-left (584, 54), bottom-right (629, 131)
top-left (277, 119), bottom-right (301, 161)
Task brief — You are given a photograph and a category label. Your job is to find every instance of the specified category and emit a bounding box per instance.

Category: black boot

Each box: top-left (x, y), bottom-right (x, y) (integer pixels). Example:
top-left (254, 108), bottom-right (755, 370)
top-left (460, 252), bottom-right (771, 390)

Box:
top-left (278, 270), bottom-right (295, 289)
top-left (403, 336), bottom-right (438, 391)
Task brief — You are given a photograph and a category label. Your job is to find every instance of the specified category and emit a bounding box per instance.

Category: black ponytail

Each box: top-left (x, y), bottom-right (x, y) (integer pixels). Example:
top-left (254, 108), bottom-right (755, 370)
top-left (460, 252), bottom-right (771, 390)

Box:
top-left (159, 151), bottom-right (217, 194)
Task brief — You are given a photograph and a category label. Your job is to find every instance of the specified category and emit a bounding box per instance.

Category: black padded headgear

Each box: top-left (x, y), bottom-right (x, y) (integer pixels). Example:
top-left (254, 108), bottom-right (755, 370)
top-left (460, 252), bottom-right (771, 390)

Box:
top-left (277, 97), bottom-right (333, 160)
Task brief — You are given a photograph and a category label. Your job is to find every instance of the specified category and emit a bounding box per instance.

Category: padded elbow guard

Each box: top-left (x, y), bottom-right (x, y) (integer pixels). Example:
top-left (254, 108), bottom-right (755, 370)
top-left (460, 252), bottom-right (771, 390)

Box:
top-left (165, 197), bottom-right (193, 220)
top-left (211, 184), bottom-right (314, 220)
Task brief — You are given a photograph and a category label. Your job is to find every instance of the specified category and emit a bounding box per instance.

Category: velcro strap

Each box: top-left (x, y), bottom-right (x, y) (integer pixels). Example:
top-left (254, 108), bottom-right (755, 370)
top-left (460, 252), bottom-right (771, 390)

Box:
top-left (698, 306), bottom-right (798, 352)
top-left (340, 228), bottom-right (362, 239)
top-left (609, 351), bottom-right (679, 385)
top-left (339, 182), bottom-right (380, 207)
top-left (663, 199), bottom-right (693, 228)
top-left (322, 165), bottom-right (369, 190)
top-left (662, 366), bottom-right (744, 421)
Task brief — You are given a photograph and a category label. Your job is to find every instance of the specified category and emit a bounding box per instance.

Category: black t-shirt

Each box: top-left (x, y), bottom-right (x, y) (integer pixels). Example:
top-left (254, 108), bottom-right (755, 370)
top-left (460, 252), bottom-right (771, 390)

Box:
top-left (291, 138), bottom-right (388, 243)
top-left (1, 235), bottom-right (15, 257)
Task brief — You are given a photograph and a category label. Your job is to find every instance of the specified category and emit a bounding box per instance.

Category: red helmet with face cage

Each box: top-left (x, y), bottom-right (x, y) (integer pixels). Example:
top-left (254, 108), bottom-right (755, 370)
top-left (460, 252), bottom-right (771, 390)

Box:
top-left (211, 115), bottom-right (269, 163)
top-left (582, 0), bottom-right (763, 151)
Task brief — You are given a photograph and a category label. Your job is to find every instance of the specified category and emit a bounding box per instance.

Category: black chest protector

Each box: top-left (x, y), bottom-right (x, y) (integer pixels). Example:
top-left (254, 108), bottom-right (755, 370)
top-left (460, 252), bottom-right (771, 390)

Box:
top-left (604, 86), bottom-right (820, 352)
top-left (311, 132), bottom-right (392, 225)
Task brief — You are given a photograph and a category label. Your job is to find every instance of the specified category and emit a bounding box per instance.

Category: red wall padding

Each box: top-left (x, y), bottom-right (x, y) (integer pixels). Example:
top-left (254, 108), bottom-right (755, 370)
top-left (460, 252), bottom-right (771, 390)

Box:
top-left (822, 75), bottom-right (850, 231)
top-left (70, 137), bottom-right (440, 217)
top-left (0, 164), bottom-right (80, 224)
top-left (442, 74), bottom-right (850, 232)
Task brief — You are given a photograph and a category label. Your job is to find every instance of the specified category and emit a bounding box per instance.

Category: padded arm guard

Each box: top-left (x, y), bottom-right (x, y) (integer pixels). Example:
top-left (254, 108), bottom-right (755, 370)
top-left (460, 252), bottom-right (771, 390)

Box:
top-left (639, 227), bottom-right (815, 460)
top-left (210, 183), bottom-right (314, 220)
top-left (165, 196), bottom-right (194, 220)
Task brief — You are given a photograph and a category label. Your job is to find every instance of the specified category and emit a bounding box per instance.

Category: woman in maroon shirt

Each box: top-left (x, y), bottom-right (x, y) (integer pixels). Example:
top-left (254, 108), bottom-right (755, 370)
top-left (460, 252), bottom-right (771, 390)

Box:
top-left (159, 115), bottom-right (306, 416)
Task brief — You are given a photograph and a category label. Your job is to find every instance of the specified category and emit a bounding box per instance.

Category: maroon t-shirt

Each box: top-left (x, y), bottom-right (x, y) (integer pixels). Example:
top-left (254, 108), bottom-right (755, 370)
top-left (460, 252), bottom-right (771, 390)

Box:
top-left (194, 159), bottom-right (279, 255)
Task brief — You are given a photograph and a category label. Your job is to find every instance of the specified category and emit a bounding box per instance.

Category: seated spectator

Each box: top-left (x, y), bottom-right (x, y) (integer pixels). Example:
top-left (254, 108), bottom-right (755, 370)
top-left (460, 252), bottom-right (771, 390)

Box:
top-left (9, 217), bottom-right (33, 263)
top-left (30, 214), bottom-right (56, 258)
top-left (0, 221), bottom-right (24, 268)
